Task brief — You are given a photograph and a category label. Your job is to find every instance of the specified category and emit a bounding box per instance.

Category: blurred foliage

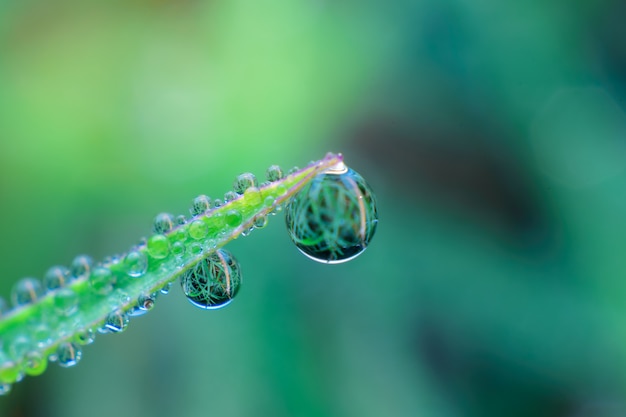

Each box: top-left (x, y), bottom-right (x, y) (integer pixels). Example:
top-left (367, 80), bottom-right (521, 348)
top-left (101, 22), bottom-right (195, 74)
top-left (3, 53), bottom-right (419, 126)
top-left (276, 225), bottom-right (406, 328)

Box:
top-left (2, 0), bottom-right (626, 416)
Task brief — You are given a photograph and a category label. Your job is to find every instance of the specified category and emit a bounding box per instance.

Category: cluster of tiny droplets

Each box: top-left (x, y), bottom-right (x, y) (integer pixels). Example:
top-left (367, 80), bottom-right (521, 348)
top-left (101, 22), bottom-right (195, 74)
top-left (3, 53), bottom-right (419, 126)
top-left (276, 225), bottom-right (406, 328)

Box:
top-left (0, 162), bottom-right (298, 394)
top-left (285, 166), bottom-right (378, 264)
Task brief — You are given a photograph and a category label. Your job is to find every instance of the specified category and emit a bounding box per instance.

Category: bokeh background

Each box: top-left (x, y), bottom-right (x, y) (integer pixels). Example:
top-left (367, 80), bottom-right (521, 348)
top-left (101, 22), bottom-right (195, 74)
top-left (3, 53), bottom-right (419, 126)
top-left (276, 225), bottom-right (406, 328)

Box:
top-left (2, 0), bottom-right (626, 416)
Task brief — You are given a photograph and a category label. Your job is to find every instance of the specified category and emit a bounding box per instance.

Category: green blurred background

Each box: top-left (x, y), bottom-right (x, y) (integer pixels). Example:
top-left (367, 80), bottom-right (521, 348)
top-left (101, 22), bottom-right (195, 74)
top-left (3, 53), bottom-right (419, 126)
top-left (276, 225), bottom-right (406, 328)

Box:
top-left (2, 0), bottom-right (626, 416)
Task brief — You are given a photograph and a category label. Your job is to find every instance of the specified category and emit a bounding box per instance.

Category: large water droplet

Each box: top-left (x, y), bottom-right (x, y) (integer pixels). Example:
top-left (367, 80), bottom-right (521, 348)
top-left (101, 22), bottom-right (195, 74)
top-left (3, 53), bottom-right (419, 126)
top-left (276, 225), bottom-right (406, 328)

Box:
top-left (153, 213), bottom-right (175, 234)
top-left (243, 187), bottom-right (262, 206)
top-left (124, 250), bottom-right (148, 277)
top-left (57, 342), bottom-right (82, 367)
top-left (43, 266), bottom-right (70, 290)
top-left (11, 278), bottom-right (43, 308)
top-left (266, 165), bottom-right (284, 182)
top-left (89, 267), bottom-right (116, 295)
top-left (225, 210), bottom-right (243, 227)
top-left (285, 163), bottom-right (378, 264)
top-left (180, 249), bottom-right (242, 309)
top-left (147, 234), bottom-right (170, 259)
top-left (191, 195), bottom-right (212, 216)
top-left (70, 255), bottom-right (93, 281)
top-left (233, 173), bottom-right (258, 195)
top-left (103, 310), bottom-right (129, 333)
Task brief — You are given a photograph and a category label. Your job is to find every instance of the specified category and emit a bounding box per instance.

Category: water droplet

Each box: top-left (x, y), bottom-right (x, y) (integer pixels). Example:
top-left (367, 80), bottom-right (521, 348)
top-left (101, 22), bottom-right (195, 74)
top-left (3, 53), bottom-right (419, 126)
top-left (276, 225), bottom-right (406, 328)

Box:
top-left (276, 184), bottom-right (287, 195)
top-left (253, 215), bottom-right (268, 229)
top-left (264, 195), bottom-right (276, 208)
top-left (189, 219), bottom-right (208, 240)
top-left (266, 165), bottom-right (284, 182)
top-left (57, 342), bottom-right (82, 367)
top-left (153, 213), bottom-right (175, 234)
top-left (75, 328), bottom-right (96, 345)
top-left (223, 190), bottom-right (238, 203)
top-left (160, 282), bottom-right (173, 295)
top-left (287, 166), bottom-right (300, 175)
top-left (11, 278), bottom-right (43, 308)
top-left (243, 186), bottom-right (262, 206)
top-left (212, 198), bottom-right (223, 208)
top-left (233, 173), bottom-right (258, 195)
top-left (23, 352), bottom-right (47, 376)
top-left (180, 249), bottom-right (242, 309)
top-left (0, 354), bottom-right (21, 384)
top-left (103, 310), bottom-right (129, 333)
top-left (53, 288), bottom-right (79, 316)
top-left (285, 164), bottom-right (378, 264)
top-left (70, 255), bottom-right (93, 281)
top-left (0, 383), bottom-right (11, 395)
top-left (89, 267), bottom-right (116, 295)
top-left (138, 293), bottom-right (156, 312)
top-left (176, 215), bottom-right (187, 225)
top-left (124, 250), bottom-right (148, 277)
top-left (43, 266), bottom-right (70, 290)
top-left (33, 324), bottom-right (52, 348)
top-left (9, 336), bottom-right (31, 361)
top-left (241, 227), bottom-right (254, 237)
top-left (225, 210), bottom-right (243, 227)
top-left (191, 195), bottom-right (212, 216)
top-left (147, 234), bottom-right (170, 259)
top-left (172, 241), bottom-right (186, 258)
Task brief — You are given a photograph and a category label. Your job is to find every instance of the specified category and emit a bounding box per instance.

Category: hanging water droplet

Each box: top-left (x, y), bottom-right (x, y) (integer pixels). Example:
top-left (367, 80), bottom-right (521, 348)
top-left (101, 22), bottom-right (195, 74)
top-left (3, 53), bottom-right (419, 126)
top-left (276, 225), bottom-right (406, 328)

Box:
top-left (285, 163), bottom-right (378, 264)
top-left (253, 215), bottom-right (268, 229)
top-left (57, 342), bottom-right (82, 367)
top-left (102, 310), bottom-right (129, 333)
top-left (11, 278), bottom-right (43, 308)
top-left (189, 219), bottom-right (208, 240)
top-left (241, 227), bottom-right (254, 237)
top-left (124, 250), bottom-right (148, 277)
top-left (225, 209), bottom-right (243, 227)
top-left (153, 213), bottom-right (175, 234)
top-left (147, 234), bottom-right (170, 259)
top-left (180, 249), bottom-right (242, 310)
top-left (23, 352), bottom-right (47, 376)
top-left (160, 282), bottom-right (173, 295)
top-left (233, 173), bottom-right (258, 195)
top-left (191, 195), bottom-right (212, 216)
top-left (223, 190), bottom-right (238, 203)
top-left (89, 267), bottom-right (116, 295)
top-left (75, 328), bottom-right (96, 345)
top-left (43, 265), bottom-right (70, 290)
top-left (137, 293), bottom-right (156, 313)
top-left (266, 164), bottom-right (284, 182)
top-left (53, 288), bottom-right (79, 316)
top-left (70, 255), bottom-right (93, 281)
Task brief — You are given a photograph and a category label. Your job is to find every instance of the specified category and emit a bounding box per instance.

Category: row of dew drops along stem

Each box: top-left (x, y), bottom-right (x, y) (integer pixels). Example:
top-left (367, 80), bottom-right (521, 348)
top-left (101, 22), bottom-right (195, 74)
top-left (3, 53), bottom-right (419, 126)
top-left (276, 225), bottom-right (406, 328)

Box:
top-left (0, 163), bottom-right (292, 395)
top-left (0, 156), bottom-right (379, 395)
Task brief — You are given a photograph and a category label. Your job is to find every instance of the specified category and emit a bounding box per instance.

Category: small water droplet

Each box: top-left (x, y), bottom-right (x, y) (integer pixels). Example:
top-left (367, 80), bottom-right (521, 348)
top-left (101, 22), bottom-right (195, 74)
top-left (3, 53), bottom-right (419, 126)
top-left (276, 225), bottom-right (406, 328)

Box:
top-left (191, 195), bottom-right (212, 216)
top-left (266, 165), bottom-right (284, 182)
top-left (233, 173), bottom-right (258, 195)
top-left (285, 165), bottom-right (378, 264)
top-left (172, 241), bottom-right (186, 258)
top-left (124, 250), bottom-right (148, 277)
top-left (254, 215), bottom-right (268, 229)
top-left (160, 282), bottom-right (173, 295)
top-left (33, 324), bottom-right (52, 348)
top-left (243, 186), bottom-right (262, 206)
top-left (241, 227), bottom-right (254, 237)
top-left (223, 190), bottom-right (238, 203)
top-left (70, 255), bottom-right (93, 281)
top-left (287, 166), bottom-right (300, 175)
top-left (57, 342), bottom-right (82, 367)
top-left (176, 215), bottom-right (187, 225)
top-left (23, 352), bottom-right (47, 376)
top-left (225, 209), bottom-right (243, 227)
top-left (103, 310), bottom-right (129, 333)
top-left (189, 219), bottom-right (208, 240)
top-left (138, 293), bottom-right (156, 312)
top-left (263, 195), bottom-right (276, 208)
top-left (147, 234), bottom-right (170, 259)
top-left (75, 328), bottom-right (96, 345)
top-left (276, 184), bottom-right (287, 195)
top-left (11, 278), bottom-right (43, 308)
top-left (9, 336), bottom-right (31, 361)
top-left (180, 249), bottom-right (242, 310)
top-left (89, 267), bottom-right (116, 295)
top-left (153, 213), bottom-right (175, 234)
top-left (43, 266), bottom-right (70, 290)
top-left (53, 288), bottom-right (79, 316)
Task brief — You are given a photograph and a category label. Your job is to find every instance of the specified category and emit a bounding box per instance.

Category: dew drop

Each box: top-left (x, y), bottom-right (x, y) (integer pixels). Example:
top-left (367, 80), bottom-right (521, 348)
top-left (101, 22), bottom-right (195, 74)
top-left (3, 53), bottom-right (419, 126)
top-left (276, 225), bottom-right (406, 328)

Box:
top-left (287, 166), bottom-right (300, 175)
top-left (9, 336), bottom-right (31, 361)
top-left (276, 184), bottom-right (287, 195)
top-left (176, 215), bottom-right (187, 225)
top-left (138, 293), bottom-right (156, 312)
top-left (43, 266), bottom-right (70, 290)
top-left (253, 215), bottom-right (268, 229)
top-left (266, 165), bottom-right (284, 182)
top-left (243, 186), bottom-right (262, 206)
top-left (191, 195), bottom-right (212, 216)
top-left (11, 278), bottom-right (43, 308)
top-left (212, 198), bottom-right (223, 208)
top-left (89, 267), bottom-right (116, 295)
top-left (233, 173), bottom-right (258, 195)
top-left (75, 328), bottom-right (96, 345)
top-left (225, 210), bottom-right (243, 227)
top-left (53, 288), bottom-right (79, 316)
top-left (57, 342), bottom-right (82, 367)
top-left (285, 164), bottom-right (378, 264)
top-left (223, 190), bottom-right (238, 203)
top-left (180, 249), bottom-right (242, 309)
top-left (0, 355), bottom-right (21, 384)
top-left (70, 255), bottom-right (93, 281)
top-left (147, 234), bottom-right (171, 259)
top-left (124, 250), bottom-right (148, 278)
top-left (263, 195), bottom-right (276, 208)
top-left (103, 310), bottom-right (129, 333)
top-left (189, 219), bottom-right (209, 240)
top-left (160, 282), bottom-right (173, 295)
top-left (23, 352), bottom-right (47, 376)
top-left (172, 241), bottom-right (186, 258)
top-left (153, 213), bottom-right (175, 234)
